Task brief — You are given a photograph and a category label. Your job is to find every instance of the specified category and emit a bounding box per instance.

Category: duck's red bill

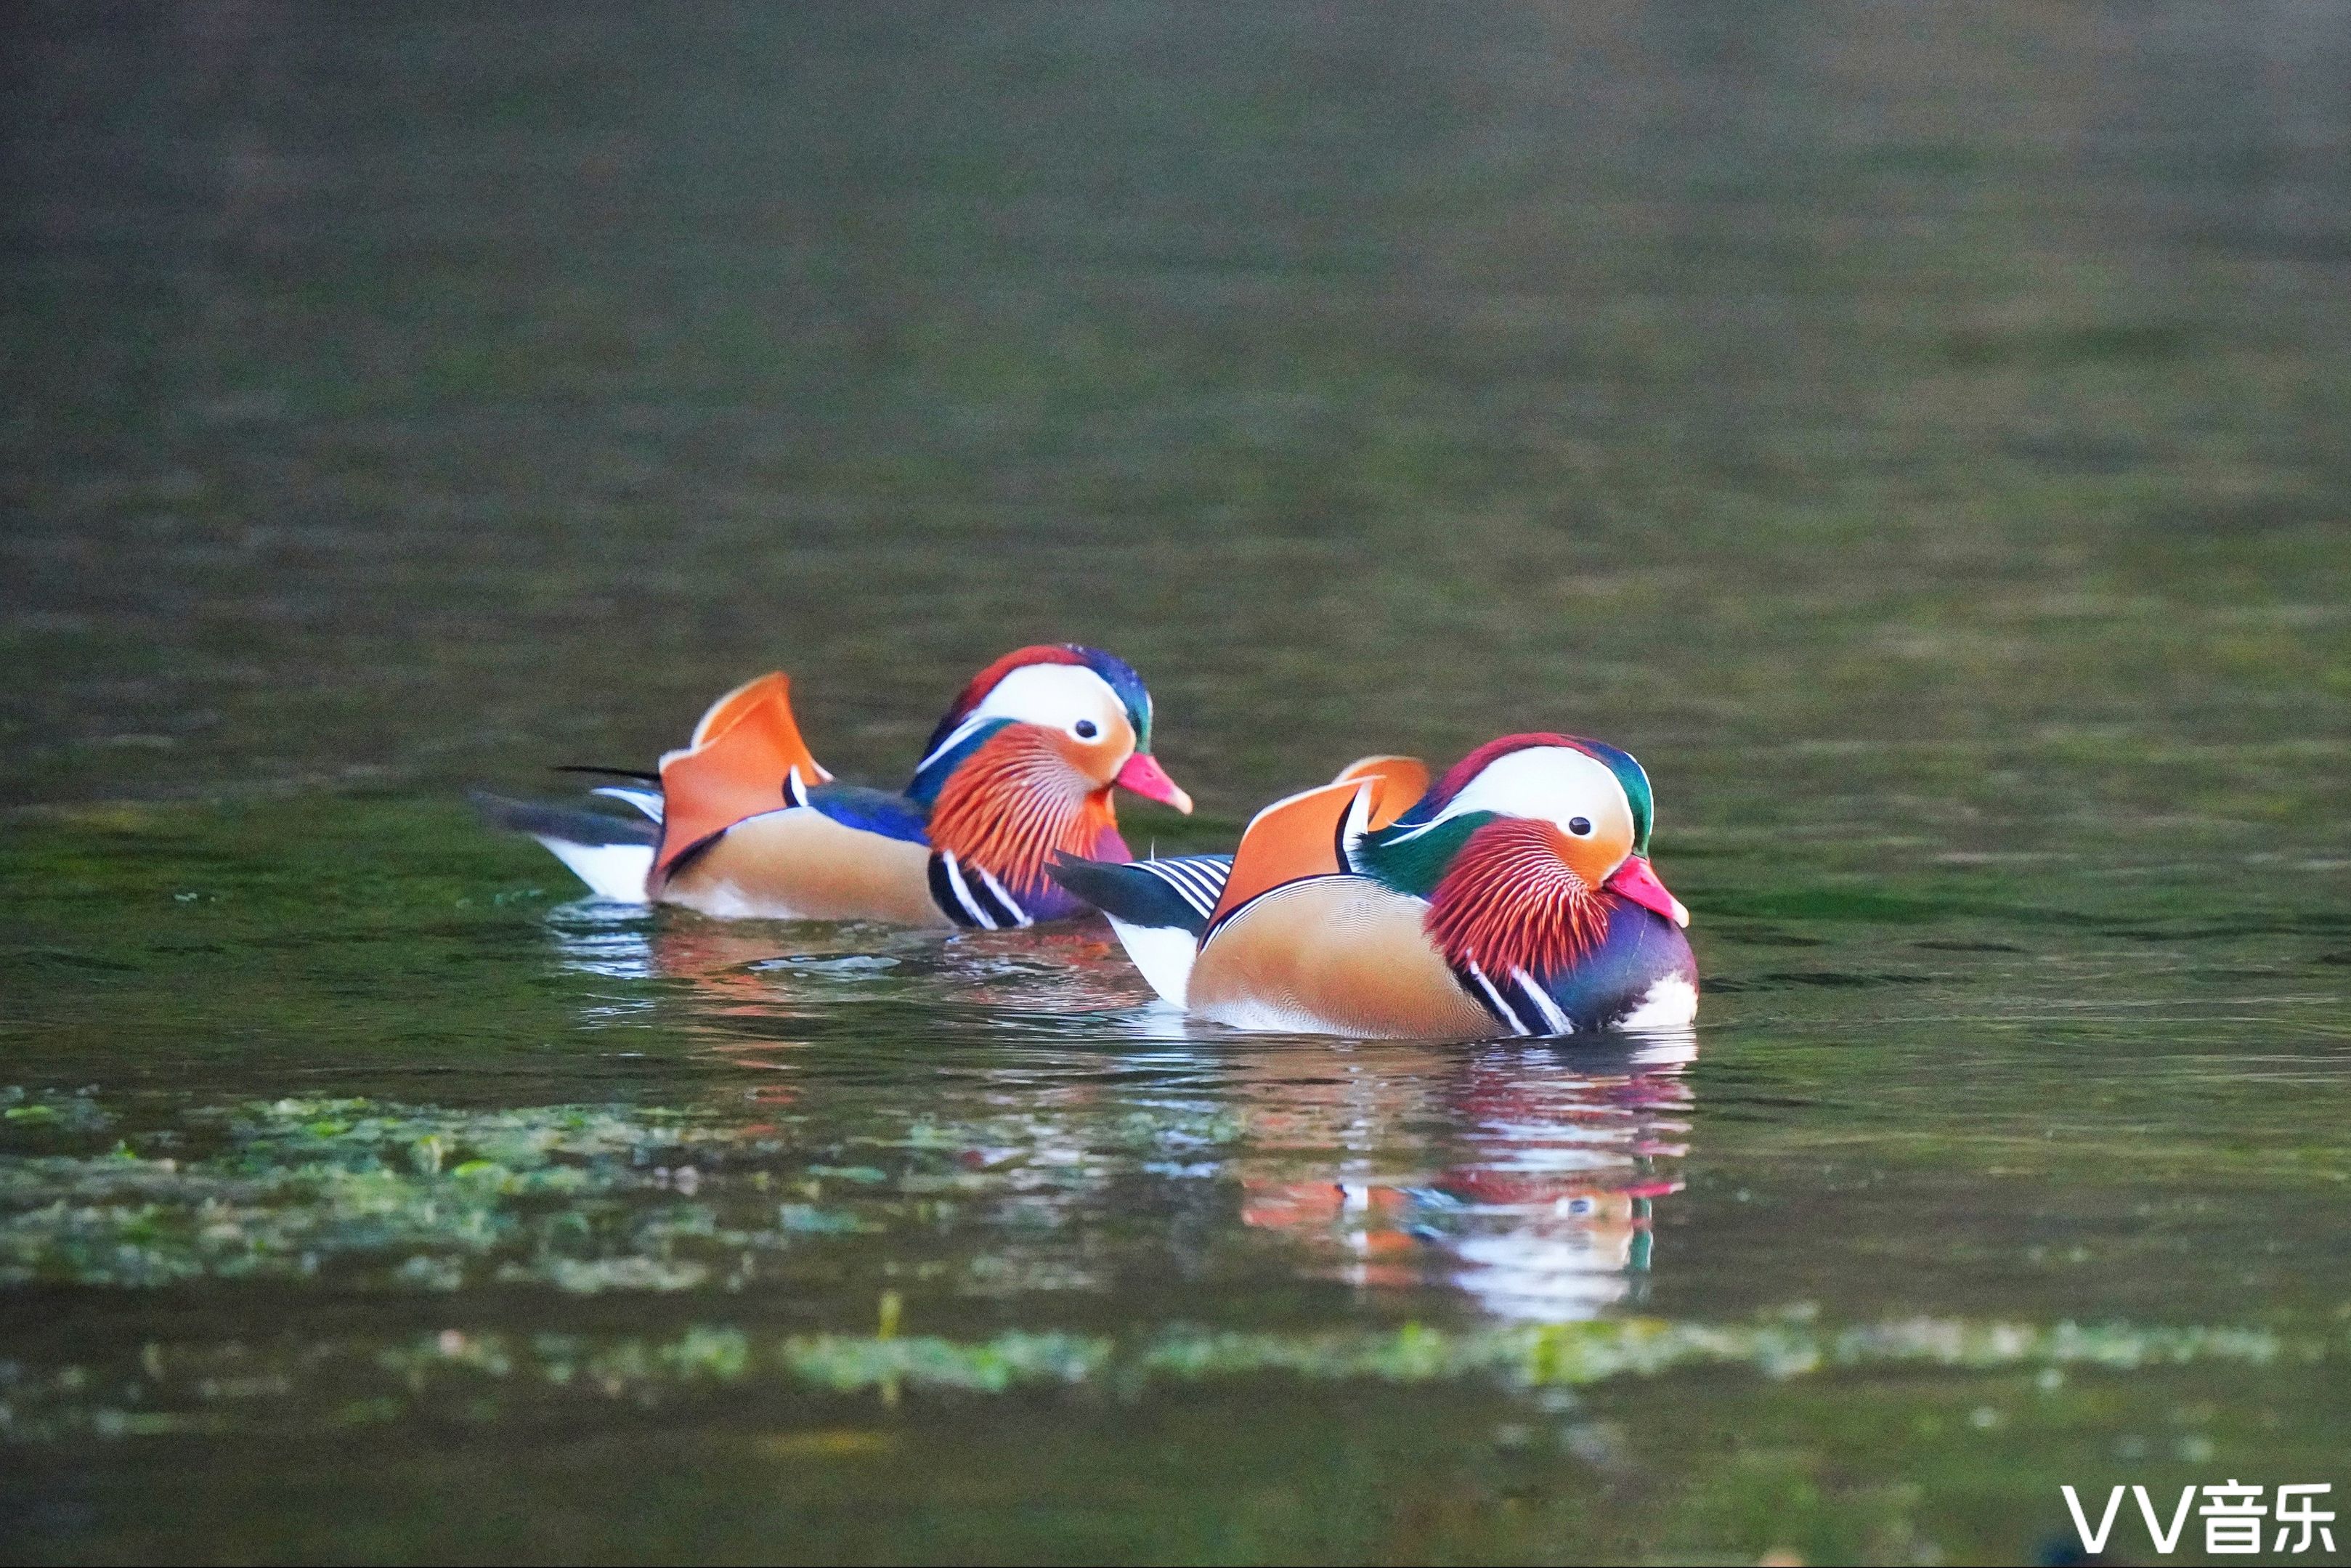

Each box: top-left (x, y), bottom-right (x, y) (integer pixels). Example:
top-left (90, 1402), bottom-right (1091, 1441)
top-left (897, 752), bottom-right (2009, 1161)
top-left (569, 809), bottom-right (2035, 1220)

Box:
top-left (1114, 752), bottom-right (1193, 814)
top-left (1605, 856), bottom-right (1689, 927)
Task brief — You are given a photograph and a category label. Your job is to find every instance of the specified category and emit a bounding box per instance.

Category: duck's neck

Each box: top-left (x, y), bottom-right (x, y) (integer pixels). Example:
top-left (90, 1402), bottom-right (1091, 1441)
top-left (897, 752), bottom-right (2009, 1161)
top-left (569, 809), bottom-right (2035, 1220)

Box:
top-left (925, 728), bottom-right (1120, 898)
top-left (1418, 817), bottom-right (1607, 982)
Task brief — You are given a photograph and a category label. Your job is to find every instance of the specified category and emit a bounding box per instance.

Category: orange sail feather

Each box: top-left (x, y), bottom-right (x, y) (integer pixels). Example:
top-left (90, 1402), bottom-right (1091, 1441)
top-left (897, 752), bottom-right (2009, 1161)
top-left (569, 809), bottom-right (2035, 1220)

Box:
top-left (654, 673), bottom-right (833, 884)
top-left (1330, 755), bottom-right (1429, 829)
top-left (1205, 779), bottom-right (1365, 932)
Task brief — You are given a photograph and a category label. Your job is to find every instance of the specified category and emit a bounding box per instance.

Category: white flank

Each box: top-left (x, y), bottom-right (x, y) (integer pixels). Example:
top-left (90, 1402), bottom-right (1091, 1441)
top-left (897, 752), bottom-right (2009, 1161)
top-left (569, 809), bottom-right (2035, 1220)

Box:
top-left (675, 882), bottom-right (813, 920)
top-left (1617, 974), bottom-right (1699, 1031)
top-left (1103, 916), bottom-right (1200, 1006)
top-left (535, 837), bottom-right (654, 903)
top-left (1192, 994), bottom-right (1349, 1033)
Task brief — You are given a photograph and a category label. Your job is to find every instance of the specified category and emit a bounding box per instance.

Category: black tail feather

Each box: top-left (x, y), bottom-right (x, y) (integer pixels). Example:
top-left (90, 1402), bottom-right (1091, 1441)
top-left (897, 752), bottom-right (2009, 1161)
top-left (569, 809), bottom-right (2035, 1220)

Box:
top-left (552, 763), bottom-right (661, 783)
top-left (1047, 853), bottom-right (1218, 936)
top-left (470, 790), bottom-right (657, 847)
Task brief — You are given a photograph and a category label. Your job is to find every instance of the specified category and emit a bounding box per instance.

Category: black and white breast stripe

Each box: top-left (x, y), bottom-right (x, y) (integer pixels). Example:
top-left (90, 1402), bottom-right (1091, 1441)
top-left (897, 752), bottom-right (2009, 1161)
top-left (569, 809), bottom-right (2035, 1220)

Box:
top-left (1130, 854), bottom-right (1233, 923)
top-left (1455, 961), bottom-right (1573, 1039)
top-left (927, 850), bottom-right (1034, 930)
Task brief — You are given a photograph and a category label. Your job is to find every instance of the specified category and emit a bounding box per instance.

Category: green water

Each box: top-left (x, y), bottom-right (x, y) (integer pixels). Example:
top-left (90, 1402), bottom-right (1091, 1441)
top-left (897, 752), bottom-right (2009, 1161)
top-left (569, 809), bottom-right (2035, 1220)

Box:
top-left (5, 4), bottom-right (2350, 1562)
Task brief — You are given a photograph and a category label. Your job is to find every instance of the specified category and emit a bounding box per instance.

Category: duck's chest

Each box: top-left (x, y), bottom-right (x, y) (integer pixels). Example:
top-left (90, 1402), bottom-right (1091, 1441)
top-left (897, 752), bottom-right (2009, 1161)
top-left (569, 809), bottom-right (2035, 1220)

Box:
top-left (1189, 879), bottom-right (1698, 1039)
top-left (1517, 907), bottom-right (1699, 1034)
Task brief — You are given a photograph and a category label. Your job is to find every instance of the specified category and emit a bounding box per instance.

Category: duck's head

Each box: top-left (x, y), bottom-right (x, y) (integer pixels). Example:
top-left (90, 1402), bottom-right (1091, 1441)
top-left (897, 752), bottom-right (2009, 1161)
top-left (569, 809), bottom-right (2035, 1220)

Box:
top-left (912, 644), bottom-right (1190, 909)
top-left (1358, 733), bottom-right (1687, 977)
top-left (908, 643), bottom-right (1190, 813)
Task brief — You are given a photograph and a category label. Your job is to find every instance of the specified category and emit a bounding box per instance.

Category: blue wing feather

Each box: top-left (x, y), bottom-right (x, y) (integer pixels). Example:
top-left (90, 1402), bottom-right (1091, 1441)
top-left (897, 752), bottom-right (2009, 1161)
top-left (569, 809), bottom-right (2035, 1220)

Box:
top-left (808, 782), bottom-right (932, 845)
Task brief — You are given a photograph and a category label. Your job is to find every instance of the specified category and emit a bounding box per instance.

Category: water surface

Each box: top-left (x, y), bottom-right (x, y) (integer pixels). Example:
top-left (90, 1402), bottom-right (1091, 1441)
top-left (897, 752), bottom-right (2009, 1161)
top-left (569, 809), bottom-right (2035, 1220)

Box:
top-left (4, 4), bottom-right (2349, 1562)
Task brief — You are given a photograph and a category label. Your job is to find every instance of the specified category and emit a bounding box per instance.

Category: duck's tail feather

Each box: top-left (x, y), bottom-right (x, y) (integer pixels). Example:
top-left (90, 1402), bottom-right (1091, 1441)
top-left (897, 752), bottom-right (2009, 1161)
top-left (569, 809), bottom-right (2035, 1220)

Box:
top-left (471, 790), bottom-right (657, 903)
top-left (588, 784), bottom-right (664, 823)
top-left (1047, 853), bottom-right (1233, 1005)
top-left (1047, 853), bottom-right (1230, 935)
top-left (553, 764), bottom-right (661, 783)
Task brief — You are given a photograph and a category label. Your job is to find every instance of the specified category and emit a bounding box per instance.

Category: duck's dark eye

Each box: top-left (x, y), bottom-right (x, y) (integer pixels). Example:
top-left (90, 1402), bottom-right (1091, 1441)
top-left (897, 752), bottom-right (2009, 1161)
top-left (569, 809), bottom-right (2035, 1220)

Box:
top-left (1074, 720), bottom-right (1099, 739)
top-left (1568, 816), bottom-right (1593, 836)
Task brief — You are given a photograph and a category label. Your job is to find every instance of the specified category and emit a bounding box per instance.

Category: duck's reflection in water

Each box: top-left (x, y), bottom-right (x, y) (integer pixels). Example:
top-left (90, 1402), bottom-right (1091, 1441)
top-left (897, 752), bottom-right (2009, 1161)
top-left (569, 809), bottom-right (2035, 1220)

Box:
top-left (547, 899), bottom-right (931, 1025)
top-left (545, 899), bottom-right (663, 983)
top-left (548, 901), bottom-right (1142, 1023)
top-left (543, 903), bottom-right (881, 1088)
top-left (545, 899), bottom-right (1693, 1320)
top-left (1225, 1033), bottom-right (1693, 1319)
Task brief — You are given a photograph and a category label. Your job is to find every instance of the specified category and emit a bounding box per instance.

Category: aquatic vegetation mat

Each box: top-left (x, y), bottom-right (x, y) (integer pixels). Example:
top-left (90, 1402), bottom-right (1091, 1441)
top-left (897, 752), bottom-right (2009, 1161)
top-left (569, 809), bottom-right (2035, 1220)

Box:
top-left (4, 1310), bottom-right (2331, 1445)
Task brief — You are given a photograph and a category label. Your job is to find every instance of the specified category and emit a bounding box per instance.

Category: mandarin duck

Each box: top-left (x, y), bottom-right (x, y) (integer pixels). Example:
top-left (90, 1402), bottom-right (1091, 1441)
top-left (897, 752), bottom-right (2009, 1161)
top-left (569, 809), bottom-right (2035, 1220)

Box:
top-left (477, 644), bottom-right (1190, 926)
top-left (1047, 735), bottom-right (1694, 1036)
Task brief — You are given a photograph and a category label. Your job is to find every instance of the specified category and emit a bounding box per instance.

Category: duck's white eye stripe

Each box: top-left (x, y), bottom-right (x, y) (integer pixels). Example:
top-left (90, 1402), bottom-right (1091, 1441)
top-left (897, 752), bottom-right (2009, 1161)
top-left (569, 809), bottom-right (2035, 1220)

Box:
top-left (917, 714), bottom-right (999, 773)
top-left (916, 664), bottom-right (1126, 771)
top-left (969, 665), bottom-right (1121, 731)
top-left (1418, 747), bottom-right (1626, 842)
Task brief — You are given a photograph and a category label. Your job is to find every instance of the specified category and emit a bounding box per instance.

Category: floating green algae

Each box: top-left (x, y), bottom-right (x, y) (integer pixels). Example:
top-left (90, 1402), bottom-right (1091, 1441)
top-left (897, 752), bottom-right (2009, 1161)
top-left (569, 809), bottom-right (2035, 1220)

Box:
top-left (0, 1312), bottom-right (2328, 1446)
top-left (0, 1094), bottom-right (870, 1293)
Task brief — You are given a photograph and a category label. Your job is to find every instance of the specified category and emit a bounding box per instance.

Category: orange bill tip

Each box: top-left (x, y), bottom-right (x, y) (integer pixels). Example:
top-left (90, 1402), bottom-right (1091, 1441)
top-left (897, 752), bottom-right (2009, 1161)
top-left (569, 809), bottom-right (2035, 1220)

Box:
top-left (1113, 752), bottom-right (1193, 815)
top-left (1604, 855), bottom-right (1689, 928)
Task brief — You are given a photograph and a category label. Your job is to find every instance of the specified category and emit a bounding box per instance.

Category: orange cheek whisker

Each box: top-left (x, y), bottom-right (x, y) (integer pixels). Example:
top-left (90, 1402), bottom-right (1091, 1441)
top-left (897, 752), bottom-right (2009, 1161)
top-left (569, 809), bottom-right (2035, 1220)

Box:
top-left (1424, 819), bottom-right (1606, 981)
top-left (925, 728), bottom-right (1119, 898)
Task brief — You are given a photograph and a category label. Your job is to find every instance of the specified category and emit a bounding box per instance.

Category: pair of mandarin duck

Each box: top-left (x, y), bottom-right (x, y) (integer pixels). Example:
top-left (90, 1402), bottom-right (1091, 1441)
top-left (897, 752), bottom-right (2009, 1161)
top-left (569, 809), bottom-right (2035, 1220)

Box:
top-left (476, 644), bottom-right (1697, 1038)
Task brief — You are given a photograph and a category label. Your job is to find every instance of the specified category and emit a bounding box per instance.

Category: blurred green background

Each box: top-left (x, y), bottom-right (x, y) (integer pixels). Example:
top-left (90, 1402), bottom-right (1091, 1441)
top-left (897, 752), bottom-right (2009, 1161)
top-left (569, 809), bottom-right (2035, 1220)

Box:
top-left (8, 2), bottom-right (2347, 811)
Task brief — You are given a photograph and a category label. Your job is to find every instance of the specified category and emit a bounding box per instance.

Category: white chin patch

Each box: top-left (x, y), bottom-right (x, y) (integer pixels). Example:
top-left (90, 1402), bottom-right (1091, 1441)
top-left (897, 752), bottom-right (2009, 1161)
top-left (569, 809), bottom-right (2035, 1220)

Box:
top-left (1617, 974), bottom-right (1698, 1031)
